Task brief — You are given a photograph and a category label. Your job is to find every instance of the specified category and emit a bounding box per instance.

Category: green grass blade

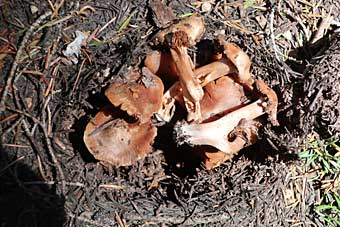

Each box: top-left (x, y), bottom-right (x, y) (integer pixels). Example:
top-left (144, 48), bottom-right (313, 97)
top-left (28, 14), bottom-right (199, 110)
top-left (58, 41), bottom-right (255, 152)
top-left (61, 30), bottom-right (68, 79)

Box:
top-left (118, 10), bottom-right (137, 32)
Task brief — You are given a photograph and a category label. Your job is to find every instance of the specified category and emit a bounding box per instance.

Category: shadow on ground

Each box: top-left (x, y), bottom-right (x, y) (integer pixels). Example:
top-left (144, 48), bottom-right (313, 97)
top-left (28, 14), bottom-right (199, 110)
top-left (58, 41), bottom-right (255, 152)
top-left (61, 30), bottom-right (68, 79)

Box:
top-left (0, 145), bottom-right (65, 227)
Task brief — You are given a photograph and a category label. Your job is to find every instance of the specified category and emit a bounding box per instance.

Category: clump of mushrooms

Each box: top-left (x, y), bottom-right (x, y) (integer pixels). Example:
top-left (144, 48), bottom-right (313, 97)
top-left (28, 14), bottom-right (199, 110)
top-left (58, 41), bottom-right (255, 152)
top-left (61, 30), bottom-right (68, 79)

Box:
top-left (84, 13), bottom-right (279, 169)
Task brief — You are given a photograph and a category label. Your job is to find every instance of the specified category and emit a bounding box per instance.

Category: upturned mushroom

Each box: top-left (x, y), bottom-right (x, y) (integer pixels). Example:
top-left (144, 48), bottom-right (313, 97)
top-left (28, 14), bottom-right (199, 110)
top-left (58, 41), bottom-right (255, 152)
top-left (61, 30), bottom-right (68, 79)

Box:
top-left (199, 76), bottom-right (248, 121)
top-left (175, 99), bottom-right (266, 154)
top-left (216, 36), bottom-right (279, 125)
top-left (194, 119), bottom-right (261, 169)
top-left (83, 106), bottom-right (157, 166)
top-left (105, 67), bottom-right (164, 123)
top-left (155, 13), bottom-right (205, 122)
top-left (144, 50), bottom-right (179, 82)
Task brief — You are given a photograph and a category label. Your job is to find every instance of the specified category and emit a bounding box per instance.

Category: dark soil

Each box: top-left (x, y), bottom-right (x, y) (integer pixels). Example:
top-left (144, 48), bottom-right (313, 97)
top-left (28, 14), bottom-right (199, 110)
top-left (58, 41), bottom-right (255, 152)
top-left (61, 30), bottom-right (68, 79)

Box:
top-left (1, 0), bottom-right (339, 226)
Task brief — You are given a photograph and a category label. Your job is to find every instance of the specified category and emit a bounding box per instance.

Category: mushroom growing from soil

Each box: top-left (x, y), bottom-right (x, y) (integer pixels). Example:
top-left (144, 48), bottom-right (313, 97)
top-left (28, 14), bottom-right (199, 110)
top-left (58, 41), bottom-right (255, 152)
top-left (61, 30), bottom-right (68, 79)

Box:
top-left (83, 106), bottom-right (157, 166)
top-left (155, 13), bottom-right (205, 122)
top-left (194, 118), bottom-right (261, 169)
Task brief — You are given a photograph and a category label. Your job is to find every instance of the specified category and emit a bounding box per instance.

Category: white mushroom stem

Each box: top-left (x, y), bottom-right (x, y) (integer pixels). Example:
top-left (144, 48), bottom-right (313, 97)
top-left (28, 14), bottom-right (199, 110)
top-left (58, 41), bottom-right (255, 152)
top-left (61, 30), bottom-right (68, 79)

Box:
top-left (175, 99), bottom-right (266, 153)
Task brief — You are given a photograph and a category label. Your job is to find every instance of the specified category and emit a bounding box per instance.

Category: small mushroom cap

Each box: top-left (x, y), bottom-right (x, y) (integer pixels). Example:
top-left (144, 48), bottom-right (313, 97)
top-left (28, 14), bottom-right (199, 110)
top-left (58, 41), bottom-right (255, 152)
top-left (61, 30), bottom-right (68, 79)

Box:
top-left (144, 50), bottom-right (179, 81)
top-left (105, 67), bottom-right (164, 123)
top-left (83, 106), bottom-right (157, 166)
top-left (200, 76), bottom-right (248, 121)
top-left (194, 146), bottom-right (233, 170)
top-left (155, 13), bottom-right (205, 47)
top-left (216, 36), bottom-right (254, 86)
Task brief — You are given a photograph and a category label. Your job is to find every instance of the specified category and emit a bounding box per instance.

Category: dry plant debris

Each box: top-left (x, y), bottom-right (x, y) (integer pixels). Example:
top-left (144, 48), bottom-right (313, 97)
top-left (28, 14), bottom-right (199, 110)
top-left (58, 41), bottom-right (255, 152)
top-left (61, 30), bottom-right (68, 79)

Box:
top-left (83, 13), bottom-right (279, 168)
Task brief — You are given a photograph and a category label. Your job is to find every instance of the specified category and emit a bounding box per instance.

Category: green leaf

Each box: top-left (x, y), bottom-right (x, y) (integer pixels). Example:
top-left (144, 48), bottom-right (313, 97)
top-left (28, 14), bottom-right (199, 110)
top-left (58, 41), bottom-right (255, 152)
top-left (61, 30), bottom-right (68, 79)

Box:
top-left (321, 158), bottom-right (333, 174)
top-left (299, 150), bottom-right (311, 158)
top-left (306, 155), bottom-right (317, 167)
top-left (88, 40), bottom-right (104, 47)
top-left (244, 0), bottom-right (256, 9)
top-left (179, 12), bottom-right (193, 18)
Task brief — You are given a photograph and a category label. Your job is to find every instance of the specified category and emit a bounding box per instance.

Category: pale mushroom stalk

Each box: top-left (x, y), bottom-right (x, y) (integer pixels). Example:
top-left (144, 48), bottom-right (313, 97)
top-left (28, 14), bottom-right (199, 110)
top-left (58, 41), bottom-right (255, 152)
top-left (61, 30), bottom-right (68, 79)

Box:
top-left (175, 99), bottom-right (266, 154)
top-left (156, 82), bottom-right (182, 122)
top-left (169, 45), bottom-right (204, 122)
top-left (169, 47), bottom-right (203, 103)
top-left (155, 14), bottom-right (205, 122)
top-left (194, 57), bottom-right (236, 86)
top-left (157, 56), bottom-right (236, 122)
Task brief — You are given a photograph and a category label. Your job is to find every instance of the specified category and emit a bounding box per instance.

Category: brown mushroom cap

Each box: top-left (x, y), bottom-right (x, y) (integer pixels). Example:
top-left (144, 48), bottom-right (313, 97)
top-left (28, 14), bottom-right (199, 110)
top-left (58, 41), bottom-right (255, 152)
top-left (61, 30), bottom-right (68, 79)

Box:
top-left (83, 105), bottom-right (157, 166)
top-left (194, 146), bottom-right (233, 170)
top-left (155, 13), bottom-right (205, 47)
top-left (105, 67), bottom-right (164, 123)
top-left (200, 76), bottom-right (248, 121)
top-left (216, 36), bottom-right (254, 86)
top-left (144, 50), bottom-right (179, 82)
top-left (253, 79), bottom-right (279, 126)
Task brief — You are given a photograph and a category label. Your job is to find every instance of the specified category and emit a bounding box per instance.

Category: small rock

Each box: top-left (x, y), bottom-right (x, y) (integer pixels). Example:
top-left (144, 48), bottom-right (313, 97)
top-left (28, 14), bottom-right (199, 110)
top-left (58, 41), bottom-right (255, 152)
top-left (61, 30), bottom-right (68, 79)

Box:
top-left (255, 15), bottom-right (267, 30)
top-left (30, 5), bottom-right (39, 14)
top-left (201, 2), bottom-right (212, 12)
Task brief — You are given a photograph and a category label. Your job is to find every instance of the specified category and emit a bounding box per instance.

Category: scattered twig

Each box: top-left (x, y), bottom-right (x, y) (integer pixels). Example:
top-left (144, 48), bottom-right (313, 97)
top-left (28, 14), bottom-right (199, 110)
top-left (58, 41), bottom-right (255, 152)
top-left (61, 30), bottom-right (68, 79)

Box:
top-left (51, 0), bottom-right (66, 18)
top-left (311, 8), bottom-right (333, 44)
top-left (97, 17), bottom-right (117, 36)
top-left (0, 156), bottom-right (25, 176)
top-left (0, 11), bottom-right (52, 111)
top-left (71, 58), bottom-right (86, 96)
top-left (269, 7), bottom-right (281, 62)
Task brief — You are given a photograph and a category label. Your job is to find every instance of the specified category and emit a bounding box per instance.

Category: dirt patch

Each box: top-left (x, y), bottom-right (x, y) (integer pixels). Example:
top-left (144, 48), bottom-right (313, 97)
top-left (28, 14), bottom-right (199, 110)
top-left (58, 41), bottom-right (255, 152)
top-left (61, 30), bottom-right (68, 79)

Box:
top-left (1, 0), bottom-right (339, 226)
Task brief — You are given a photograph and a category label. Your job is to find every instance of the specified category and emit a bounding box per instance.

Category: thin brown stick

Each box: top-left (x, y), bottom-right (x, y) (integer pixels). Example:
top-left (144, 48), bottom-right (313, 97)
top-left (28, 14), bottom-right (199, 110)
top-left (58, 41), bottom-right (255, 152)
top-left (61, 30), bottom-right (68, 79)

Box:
top-left (71, 58), bottom-right (86, 95)
top-left (0, 11), bottom-right (52, 111)
top-left (0, 156), bottom-right (25, 176)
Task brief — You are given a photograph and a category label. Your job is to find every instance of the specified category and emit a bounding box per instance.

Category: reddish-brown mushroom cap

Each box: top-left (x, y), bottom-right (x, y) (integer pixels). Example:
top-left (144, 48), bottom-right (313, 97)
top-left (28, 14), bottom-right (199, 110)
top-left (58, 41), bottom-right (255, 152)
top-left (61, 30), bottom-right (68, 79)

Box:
top-left (216, 36), bottom-right (255, 87)
top-left (155, 13), bottom-right (205, 47)
top-left (105, 67), bottom-right (164, 123)
top-left (200, 76), bottom-right (248, 121)
top-left (194, 146), bottom-right (234, 170)
top-left (253, 79), bottom-right (279, 126)
top-left (83, 106), bottom-right (157, 166)
top-left (144, 50), bottom-right (179, 82)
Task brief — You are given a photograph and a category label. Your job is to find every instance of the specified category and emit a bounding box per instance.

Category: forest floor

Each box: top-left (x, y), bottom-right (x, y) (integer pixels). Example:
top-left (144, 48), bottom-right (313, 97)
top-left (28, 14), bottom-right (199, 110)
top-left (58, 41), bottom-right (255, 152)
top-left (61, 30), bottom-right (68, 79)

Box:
top-left (1, 0), bottom-right (340, 226)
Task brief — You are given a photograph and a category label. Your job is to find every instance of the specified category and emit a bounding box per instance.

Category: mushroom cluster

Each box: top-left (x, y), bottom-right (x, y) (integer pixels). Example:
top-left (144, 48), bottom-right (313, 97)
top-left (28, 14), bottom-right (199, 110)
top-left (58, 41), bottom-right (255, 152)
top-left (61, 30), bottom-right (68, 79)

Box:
top-left (83, 14), bottom-right (279, 169)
